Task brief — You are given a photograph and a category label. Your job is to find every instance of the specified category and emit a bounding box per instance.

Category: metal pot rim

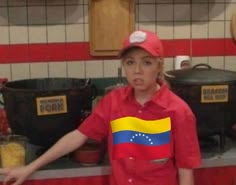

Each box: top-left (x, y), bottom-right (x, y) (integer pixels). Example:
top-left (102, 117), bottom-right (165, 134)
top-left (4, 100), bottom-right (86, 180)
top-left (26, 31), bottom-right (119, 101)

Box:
top-left (164, 64), bottom-right (236, 84)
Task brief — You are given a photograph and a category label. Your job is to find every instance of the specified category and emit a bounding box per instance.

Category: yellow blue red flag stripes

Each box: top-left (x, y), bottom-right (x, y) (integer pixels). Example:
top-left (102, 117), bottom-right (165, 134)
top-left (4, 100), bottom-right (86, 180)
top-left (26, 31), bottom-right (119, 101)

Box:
top-left (113, 131), bottom-right (170, 145)
top-left (111, 117), bottom-right (171, 160)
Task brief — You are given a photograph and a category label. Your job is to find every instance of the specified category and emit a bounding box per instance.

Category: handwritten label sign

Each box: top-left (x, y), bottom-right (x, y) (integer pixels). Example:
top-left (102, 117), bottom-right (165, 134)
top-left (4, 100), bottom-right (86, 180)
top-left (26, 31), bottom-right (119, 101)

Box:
top-left (36, 95), bottom-right (67, 116)
top-left (201, 85), bottom-right (229, 103)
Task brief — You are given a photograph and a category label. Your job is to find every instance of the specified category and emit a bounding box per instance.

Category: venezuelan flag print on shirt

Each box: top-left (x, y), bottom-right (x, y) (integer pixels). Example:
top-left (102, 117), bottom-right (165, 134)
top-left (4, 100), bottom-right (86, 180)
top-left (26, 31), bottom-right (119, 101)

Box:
top-left (111, 117), bottom-right (171, 160)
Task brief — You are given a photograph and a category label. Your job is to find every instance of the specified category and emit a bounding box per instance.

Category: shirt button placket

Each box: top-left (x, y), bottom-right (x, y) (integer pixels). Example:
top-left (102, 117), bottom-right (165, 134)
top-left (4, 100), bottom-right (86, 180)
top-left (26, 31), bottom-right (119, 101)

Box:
top-left (128, 178), bottom-right (133, 183)
top-left (127, 157), bottom-right (134, 183)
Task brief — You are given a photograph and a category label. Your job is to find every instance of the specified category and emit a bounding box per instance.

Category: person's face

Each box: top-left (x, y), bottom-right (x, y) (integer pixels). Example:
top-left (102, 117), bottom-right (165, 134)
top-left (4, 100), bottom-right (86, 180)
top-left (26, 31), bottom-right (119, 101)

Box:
top-left (121, 48), bottom-right (163, 93)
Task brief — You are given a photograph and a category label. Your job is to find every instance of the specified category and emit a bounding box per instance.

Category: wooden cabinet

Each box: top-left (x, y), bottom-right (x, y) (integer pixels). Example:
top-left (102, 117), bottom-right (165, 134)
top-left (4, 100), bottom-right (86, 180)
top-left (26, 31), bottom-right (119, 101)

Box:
top-left (89, 0), bottom-right (135, 56)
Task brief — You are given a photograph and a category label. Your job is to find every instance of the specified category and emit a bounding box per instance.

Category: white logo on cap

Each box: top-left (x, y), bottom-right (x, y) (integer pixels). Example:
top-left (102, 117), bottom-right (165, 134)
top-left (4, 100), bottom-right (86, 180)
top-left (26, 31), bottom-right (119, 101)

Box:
top-left (129, 31), bottom-right (147, 43)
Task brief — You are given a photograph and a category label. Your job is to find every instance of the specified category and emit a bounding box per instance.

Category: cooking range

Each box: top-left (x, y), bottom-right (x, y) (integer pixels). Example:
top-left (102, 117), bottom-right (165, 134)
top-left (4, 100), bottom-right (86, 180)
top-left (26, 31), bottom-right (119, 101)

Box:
top-left (165, 64), bottom-right (236, 153)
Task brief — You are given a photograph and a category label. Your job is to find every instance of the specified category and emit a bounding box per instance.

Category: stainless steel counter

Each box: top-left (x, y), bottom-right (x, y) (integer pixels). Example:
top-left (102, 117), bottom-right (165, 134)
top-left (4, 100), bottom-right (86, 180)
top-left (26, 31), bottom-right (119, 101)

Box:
top-left (1, 138), bottom-right (236, 181)
top-left (27, 140), bottom-right (236, 180)
top-left (29, 164), bottom-right (111, 180)
top-left (201, 140), bottom-right (236, 168)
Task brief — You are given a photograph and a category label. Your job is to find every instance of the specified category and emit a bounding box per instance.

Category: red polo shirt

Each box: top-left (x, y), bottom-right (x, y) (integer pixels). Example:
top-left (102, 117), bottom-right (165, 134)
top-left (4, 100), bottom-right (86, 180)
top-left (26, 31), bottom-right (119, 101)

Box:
top-left (78, 83), bottom-right (201, 185)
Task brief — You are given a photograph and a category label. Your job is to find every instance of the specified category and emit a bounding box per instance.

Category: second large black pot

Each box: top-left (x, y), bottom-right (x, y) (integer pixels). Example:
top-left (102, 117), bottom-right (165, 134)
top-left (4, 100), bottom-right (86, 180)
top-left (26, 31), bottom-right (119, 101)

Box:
top-left (0, 78), bottom-right (97, 148)
top-left (164, 64), bottom-right (236, 143)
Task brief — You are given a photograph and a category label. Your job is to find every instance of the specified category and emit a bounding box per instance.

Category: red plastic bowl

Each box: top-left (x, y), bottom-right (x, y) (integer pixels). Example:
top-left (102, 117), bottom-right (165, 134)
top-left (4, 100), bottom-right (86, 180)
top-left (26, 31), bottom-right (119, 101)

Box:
top-left (73, 142), bottom-right (102, 165)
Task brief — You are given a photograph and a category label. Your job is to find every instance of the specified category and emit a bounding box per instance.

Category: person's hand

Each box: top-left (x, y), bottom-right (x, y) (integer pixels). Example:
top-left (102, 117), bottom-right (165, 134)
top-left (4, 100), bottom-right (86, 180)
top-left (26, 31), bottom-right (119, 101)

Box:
top-left (0, 166), bottom-right (32, 185)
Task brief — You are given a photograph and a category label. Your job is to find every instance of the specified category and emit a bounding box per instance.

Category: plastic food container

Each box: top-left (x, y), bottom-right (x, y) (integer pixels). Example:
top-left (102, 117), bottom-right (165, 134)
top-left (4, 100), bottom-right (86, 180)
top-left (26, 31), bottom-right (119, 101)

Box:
top-left (0, 135), bottom-right (27, 168)
top-left (73, 140), bottom-right (106, 166)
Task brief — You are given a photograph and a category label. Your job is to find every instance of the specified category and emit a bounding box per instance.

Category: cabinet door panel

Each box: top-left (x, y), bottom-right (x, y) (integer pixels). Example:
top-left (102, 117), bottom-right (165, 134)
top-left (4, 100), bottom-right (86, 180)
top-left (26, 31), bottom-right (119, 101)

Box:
top-left (89, 0), bottom-right (135, 56)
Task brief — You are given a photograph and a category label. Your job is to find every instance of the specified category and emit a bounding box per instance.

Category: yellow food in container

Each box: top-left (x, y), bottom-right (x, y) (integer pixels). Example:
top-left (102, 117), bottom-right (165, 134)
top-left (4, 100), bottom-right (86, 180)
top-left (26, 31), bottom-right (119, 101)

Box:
top-left (0, 135), bottom-right (27, 168)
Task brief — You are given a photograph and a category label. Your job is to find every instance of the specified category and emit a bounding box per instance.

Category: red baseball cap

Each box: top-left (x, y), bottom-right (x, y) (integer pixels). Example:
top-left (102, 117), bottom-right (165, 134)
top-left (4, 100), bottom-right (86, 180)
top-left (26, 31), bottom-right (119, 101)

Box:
top-left (119, 30), bottom-right (164, 58)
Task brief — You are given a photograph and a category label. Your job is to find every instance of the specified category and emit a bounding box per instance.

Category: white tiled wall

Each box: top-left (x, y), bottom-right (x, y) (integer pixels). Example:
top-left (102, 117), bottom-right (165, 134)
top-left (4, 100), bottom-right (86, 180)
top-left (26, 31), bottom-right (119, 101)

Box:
top-left (0, 0), bottom-right (235, 81)
top-left (67, 61), bottom-right (86, 78)
top-left (11, 63), bottom-right (30, 80)
top-left (30, 63), bottom-right (49, 78)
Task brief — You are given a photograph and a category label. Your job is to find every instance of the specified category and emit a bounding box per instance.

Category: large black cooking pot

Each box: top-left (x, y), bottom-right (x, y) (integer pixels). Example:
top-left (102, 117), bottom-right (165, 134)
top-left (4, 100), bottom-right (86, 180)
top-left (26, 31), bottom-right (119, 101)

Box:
top-left (0, 78), bottom-right (97, 148)
top-left (164, 64), bottom-right (236, 146)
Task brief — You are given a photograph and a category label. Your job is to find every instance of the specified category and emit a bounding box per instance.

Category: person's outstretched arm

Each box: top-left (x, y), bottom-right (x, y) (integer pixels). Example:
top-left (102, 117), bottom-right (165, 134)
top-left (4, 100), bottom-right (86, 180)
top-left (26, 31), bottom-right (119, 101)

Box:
top-left (0, 130), bottom-right (88, 185)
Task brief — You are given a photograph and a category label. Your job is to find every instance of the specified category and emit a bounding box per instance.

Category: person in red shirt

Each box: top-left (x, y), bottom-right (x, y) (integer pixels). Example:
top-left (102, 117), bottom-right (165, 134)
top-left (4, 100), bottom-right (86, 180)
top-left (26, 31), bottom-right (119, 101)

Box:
top-left (0, 30), bottom-right (201, 185)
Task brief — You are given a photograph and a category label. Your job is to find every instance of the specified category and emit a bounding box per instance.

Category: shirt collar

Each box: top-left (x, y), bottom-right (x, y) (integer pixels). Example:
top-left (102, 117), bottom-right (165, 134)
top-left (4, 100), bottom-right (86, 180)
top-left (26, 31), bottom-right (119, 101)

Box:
top-left (122, 85), bottom-right (133, 101)
top-left (122, 82), bottom-right (170, 109)
top-left (150, 82), bottom-right (170, 109)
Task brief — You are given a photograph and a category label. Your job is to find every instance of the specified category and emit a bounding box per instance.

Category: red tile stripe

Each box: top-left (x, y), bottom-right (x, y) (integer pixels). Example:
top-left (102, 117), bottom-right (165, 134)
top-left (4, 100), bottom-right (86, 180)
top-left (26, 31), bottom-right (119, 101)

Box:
top-left (0, 39), bottom-right (235, 63)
